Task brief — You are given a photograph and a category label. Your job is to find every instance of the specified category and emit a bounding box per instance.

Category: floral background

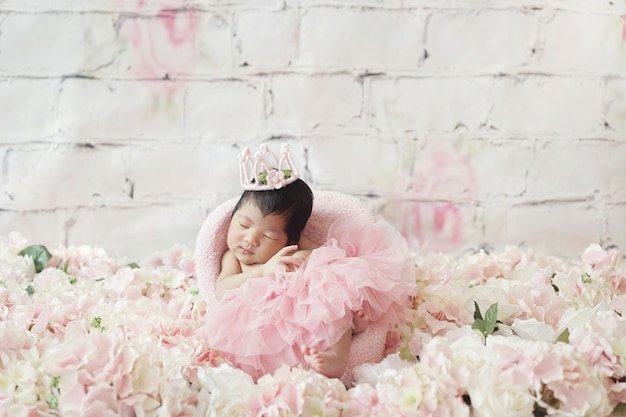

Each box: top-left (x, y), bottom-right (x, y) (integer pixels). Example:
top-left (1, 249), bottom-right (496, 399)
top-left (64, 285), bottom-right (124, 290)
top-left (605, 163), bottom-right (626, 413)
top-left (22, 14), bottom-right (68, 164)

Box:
top-left (2, 232), bottom-right (626, 416)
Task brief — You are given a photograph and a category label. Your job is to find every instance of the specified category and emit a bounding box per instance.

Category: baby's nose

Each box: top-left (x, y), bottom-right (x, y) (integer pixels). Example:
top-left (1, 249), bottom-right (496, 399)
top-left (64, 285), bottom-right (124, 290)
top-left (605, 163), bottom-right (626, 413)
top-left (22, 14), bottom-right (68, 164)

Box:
top-left (245, 230), bottom-right (260, 246)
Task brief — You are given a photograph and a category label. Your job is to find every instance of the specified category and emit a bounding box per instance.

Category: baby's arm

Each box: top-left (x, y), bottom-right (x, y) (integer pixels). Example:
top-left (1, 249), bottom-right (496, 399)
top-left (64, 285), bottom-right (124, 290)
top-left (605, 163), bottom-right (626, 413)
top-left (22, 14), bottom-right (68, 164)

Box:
top-left (215, 250), bottom-right (245, 291)
top-left (288, 235), bottom-right (320, 266)
top-left (215, 245), bottom-right (301, 291)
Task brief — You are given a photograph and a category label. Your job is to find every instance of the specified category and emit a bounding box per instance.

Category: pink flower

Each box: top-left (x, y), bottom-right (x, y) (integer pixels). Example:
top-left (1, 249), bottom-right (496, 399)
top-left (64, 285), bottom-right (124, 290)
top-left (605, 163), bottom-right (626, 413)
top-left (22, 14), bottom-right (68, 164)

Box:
top-left (345, 383), bottom-right (379, 417)
top-left (265, 169), bottom-right (287, 189)
top-left (50, 244), bottom-right (120, 280)
top-left (257, 366), bottom-right (347, 416)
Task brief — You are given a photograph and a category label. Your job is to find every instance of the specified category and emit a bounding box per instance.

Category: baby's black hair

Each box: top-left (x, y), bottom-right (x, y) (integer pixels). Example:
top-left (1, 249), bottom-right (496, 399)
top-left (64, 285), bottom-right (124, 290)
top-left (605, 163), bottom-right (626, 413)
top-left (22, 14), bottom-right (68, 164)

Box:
top-left (232, 178), bottom-right (313, 245)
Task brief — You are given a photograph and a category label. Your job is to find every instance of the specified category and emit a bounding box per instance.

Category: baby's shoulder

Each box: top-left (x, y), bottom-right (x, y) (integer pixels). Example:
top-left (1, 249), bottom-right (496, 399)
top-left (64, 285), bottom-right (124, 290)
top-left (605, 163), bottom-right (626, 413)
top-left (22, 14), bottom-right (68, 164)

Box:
top-left (298, 234), bottom-right (320, 250)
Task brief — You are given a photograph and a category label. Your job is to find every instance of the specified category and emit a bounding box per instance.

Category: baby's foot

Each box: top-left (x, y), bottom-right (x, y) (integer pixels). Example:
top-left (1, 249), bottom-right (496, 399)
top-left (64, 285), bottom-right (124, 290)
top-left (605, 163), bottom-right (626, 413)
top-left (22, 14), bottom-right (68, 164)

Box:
top-left (301, 345), bottom-right (348, 379)
top-left (353, 310), bottom-right (369, 333)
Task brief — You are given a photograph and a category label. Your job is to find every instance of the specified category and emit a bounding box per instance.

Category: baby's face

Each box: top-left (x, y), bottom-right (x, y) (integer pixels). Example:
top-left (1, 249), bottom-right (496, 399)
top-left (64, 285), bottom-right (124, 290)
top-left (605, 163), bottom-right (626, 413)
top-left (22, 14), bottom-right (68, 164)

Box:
top-left (226, 201), bottom-right (289, 266)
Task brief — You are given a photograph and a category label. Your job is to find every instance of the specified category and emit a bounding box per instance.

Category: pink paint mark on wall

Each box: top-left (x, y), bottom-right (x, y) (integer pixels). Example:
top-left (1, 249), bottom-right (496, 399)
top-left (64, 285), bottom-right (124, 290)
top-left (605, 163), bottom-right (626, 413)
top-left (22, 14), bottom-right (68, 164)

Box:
top-left (622, 15), bottom-right (626, 42)
top-left (125, 1), bottom-right (200, 92)
top-left (383, 144), bottom-right (478, 253)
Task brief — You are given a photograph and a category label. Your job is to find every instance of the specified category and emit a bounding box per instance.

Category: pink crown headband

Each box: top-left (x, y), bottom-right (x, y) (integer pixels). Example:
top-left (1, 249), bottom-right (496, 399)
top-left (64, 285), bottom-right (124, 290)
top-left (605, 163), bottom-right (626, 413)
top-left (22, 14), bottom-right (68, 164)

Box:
top-left (239, 143), bottom-right (299, 191)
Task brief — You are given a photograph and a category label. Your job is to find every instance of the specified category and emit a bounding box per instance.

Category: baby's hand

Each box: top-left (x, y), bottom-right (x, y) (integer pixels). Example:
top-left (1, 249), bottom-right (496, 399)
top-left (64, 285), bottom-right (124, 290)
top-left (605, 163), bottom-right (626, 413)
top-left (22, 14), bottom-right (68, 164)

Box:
top-left (262, 245), bottom-right (301, 275)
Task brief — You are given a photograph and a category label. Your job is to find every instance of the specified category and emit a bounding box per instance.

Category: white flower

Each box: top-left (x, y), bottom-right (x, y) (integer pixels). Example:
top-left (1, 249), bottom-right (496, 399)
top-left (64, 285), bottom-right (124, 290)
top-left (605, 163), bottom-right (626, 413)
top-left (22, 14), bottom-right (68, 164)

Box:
top-left (0, 256), bottom-right (36, 292)
top-left (468, 367), bottom-right (535, 417)
top-left (510, 318), bottom-right (556, 343)
top-left (196, 364), bottom-right (260, 416)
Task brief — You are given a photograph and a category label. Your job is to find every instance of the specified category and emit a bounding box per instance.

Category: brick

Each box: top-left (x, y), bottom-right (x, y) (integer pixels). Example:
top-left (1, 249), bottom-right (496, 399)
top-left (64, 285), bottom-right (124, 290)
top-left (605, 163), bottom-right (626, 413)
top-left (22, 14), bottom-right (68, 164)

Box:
top-left (605, 79), bottom-right (626, 133)
top-left (0, 209), bottom-right (67, 251)
top-left (606, 204), bottom-right (626, 251)
top-left (525, 141), bottom-right (626, 201)
top-left (234, 9), bottom-right (298, 68)
top-left (306, 136), bottom-right (399, 194)
top-left (474, 204), bottom-right (509, 252)
top-left (298, 7), bottom-right (423, 69)
top-left (128, 143), bottom-right (240, 200)
top-left (0, 12), bottom-right (118, 76)
top-left (466, 140), bottom-right (534, 198)
top-left (58, 79), bottom-right (185, 140)
top-left (184, 80), bottom-right (264, 139)
top-left (541, 11), bottom-right (626, 73)
top-left (3, 145), bottom-right (131, 210)
top-left (112, 11), bottom-right (232, 78)
top-left (490, 76), bottom-right (604, 136)
top-left (369, 77), bottom-right (491, 132)
top-left (0, 149), bottom-right (6, 205)
top-left (2, 0), bottom-right (282, 9)
top-left (268, 74), bottom-right (363, 130)
top-left (0, 79), bottom-right (57, 140)
top-left (67, 203), bottom-right (207, 260)
top-left (0, 1), bottom-right (117, 11)
top-left (502, 204), bottom-right (603, 258)
top-left (424, 9), bottom-right (537, 72)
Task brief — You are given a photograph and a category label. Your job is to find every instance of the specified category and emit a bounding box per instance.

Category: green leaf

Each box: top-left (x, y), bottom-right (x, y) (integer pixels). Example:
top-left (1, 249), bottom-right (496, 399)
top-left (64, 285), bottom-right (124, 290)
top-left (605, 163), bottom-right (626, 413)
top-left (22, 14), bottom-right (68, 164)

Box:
top-left (127, 262), bottom-right (140, 269)
top-left (483, 302), bottom-right (499, 335)
top-left (25, 285), bottom-right (35, 296)
top-left (556, 328), bottom-right (570, 344)
top-left (472, 302), bottom-right (499, 337)
top-left (472, 318), bottom-right (485, 332)
top-left (549, 273), bottom-right (559, 293)
top-left (473, 301), bottom-right (483, 321)
top-left (19, 244), bottom-right (52, 273)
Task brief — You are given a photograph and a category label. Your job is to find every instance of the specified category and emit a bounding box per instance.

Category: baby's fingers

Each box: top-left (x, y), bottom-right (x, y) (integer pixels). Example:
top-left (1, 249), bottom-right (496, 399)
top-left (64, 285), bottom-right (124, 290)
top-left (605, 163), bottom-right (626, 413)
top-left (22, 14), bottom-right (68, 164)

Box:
top-left (283, 257), bottom-right (302, 266)
top-left (280, 257), bottom-right (302, 272)
top-left (278, 245), bottom-right (299, 255)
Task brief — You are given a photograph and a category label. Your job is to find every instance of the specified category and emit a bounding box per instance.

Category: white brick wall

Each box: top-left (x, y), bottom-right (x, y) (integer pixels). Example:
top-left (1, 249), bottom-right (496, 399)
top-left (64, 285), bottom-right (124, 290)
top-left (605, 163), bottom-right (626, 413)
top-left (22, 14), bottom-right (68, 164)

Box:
top-left (268, 74), bottom-right (363, 130)
top-left (298, 7), bottom-right (424, 69)
top-left (369, 77), bottom-right (492, 132)
top-left (424, 9), bottom-right (537, 72)
top-left (58, 80), bottom-right (185, 140)
top-left (0, 1), bottom-right (625, 259)
top-left (0, 80), bottom-right (58, 139)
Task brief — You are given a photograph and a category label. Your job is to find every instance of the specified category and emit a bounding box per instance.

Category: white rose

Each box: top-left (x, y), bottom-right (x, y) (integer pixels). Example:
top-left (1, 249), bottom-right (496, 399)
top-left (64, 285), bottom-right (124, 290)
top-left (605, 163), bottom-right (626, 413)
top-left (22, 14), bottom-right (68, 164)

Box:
top-left (468, 368), bottom-right (535, 417)
top-left (196, 365), bottom-right (261, 417)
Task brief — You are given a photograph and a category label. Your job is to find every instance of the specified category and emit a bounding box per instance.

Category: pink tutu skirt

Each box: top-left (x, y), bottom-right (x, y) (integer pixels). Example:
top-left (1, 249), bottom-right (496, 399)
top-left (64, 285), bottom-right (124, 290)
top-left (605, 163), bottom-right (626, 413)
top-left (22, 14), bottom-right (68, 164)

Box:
top-left (199, 217), bottom-right (416, 380)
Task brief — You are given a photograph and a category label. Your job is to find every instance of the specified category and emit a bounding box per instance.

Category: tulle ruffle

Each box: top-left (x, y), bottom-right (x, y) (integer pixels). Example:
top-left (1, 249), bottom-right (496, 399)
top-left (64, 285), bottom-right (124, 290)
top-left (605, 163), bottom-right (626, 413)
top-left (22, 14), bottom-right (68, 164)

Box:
top-left (199, 217), bottom-right (416, 379)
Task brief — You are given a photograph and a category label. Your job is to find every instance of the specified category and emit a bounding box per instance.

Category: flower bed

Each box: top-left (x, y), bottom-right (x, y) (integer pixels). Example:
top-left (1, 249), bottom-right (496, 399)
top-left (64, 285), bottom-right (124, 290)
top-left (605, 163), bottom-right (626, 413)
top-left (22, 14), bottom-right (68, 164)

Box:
top-left (1, 232), bottom-right (625, 416)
